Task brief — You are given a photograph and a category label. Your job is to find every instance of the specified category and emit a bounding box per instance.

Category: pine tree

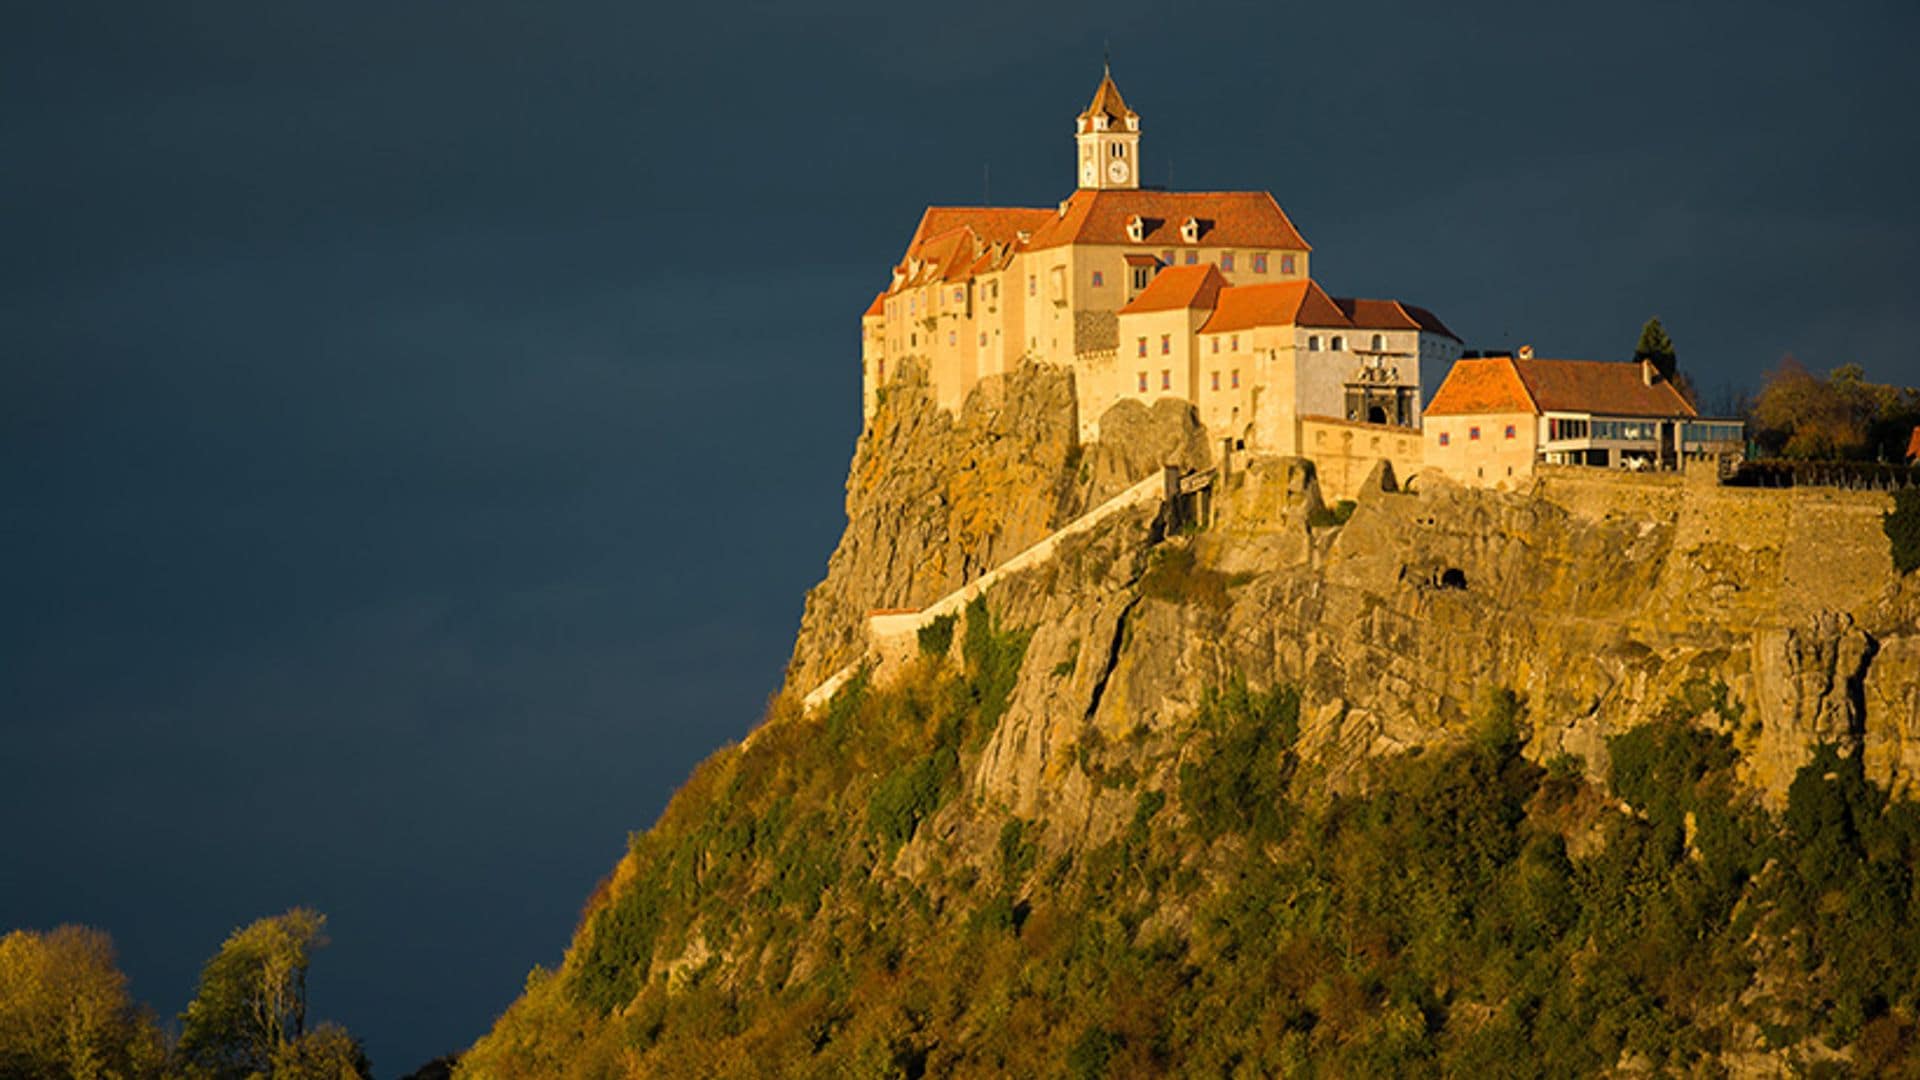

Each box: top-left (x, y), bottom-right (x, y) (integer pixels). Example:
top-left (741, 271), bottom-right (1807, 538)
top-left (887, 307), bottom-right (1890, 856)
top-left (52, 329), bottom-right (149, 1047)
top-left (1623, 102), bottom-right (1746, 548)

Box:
top-left (1634, 317), bottom-right (1677, 381)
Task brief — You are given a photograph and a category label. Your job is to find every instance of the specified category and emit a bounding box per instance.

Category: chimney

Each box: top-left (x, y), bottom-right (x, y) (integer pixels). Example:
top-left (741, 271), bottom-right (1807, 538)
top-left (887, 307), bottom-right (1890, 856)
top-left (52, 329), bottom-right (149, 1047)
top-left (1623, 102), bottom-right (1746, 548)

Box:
top-left (1517, 344), bottom-right (1535, 361)
top-left (1641, 357), bottom-right (1656, 386)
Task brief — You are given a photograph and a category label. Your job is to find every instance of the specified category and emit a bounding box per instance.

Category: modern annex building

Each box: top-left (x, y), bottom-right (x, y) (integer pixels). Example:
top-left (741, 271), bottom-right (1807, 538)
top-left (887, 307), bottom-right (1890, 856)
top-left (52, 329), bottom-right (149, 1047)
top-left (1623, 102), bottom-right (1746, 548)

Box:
top-left (859, 70), bottom-right (1460, 461)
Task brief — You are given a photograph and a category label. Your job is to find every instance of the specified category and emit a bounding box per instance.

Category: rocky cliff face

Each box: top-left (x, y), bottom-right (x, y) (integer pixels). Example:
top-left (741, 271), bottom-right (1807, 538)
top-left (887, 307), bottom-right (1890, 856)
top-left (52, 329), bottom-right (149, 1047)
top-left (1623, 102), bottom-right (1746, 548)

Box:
top-left (958, 456), bottom-right (1916, 828)
top-left (797, 364), bottom-right (1913, 814)
top-left (462, 364), bottom-right (1920, 1077)
top-left (785, 360), bottom-right (1210, 693)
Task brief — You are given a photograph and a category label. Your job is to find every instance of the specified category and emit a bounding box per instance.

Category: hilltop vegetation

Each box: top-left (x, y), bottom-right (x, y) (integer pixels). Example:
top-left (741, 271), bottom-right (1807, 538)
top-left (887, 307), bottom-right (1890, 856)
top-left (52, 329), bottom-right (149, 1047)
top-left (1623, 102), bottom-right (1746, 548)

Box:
top-left (462, 615), bottom-right (1920, 1076)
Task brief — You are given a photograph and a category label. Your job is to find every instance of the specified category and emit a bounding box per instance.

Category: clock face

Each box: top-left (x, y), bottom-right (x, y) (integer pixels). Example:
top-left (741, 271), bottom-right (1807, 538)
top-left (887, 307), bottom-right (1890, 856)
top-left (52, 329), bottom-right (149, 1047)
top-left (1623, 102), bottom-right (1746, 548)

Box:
top-left (1107, 157), bottom-right (1130, 183)
top-left (1081, 159), bottom-right (1097, 186)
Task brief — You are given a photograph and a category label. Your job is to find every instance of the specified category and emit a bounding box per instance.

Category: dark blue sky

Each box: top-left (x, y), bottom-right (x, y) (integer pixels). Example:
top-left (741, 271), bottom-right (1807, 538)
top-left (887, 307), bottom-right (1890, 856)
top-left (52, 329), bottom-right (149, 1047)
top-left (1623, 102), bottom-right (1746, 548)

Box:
top-left (4, 1), bottom-right (1917, 1073)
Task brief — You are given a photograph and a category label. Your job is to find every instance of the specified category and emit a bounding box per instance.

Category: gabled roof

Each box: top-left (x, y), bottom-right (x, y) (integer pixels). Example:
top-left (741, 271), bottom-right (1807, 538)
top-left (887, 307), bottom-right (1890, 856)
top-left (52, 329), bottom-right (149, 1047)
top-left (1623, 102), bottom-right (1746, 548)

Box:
top-left (1197, 279), bottom-right (1348, 334)
top-left (1333, 298), bottom-right (1462, 342)
top-left (1078, 70), bottom-right (1137, 133)
top-left (1513, 358), bottom-right (1697, 418)
top-left (1425, 356), bottom-right (1698, 418)
top-left (901, 207), bottom-right (1056, 264)
top-left (1024, 189), bottom-right (1311, 252)
top-left (863, 292), bottom-right (885, 318)
top-left (1424, 357), bottom-right (1538, 417)
top-left (1119, 264), bottom-right (1227, 314)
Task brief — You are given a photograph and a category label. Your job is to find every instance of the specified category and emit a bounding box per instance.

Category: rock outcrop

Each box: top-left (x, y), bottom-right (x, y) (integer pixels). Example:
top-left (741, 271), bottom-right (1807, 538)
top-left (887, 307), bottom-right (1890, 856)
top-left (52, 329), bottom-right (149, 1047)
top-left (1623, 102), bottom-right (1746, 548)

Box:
top-left (785, 360), bottom-right (1209, 693)
top-left (801, 364), bottom-right (1912, 815)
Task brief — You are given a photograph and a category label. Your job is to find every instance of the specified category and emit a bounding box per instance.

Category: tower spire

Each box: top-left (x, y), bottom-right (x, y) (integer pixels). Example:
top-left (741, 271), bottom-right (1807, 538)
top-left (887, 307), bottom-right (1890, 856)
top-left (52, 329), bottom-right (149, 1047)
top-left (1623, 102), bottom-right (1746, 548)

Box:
top-left (1074, 64), bottom-right (1141, 190)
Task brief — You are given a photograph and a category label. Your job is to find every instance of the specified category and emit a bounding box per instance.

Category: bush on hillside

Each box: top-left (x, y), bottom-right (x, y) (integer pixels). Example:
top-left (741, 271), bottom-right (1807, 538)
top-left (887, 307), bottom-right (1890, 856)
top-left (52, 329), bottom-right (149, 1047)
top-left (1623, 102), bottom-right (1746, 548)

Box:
top-left (1887, 487), bottom-right (1920, 574)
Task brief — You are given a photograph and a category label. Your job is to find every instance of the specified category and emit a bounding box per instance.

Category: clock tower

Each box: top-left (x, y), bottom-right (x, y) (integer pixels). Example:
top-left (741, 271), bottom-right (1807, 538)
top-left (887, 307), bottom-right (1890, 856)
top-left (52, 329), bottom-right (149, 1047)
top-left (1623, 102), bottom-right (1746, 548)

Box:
top-left (1075, 66), bottom-right (1140, 191)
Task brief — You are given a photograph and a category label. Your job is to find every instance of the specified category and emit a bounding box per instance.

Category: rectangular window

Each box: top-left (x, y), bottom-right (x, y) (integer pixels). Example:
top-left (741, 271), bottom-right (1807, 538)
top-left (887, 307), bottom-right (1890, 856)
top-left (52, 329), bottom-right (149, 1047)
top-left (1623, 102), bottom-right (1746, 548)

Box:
top-left (954, 287), bottom-right (963, 301)
top-left (1231, 369), bottom-right (1240, 389)
top-left (1211, 338), bottom-right (1219, 354)
top-left (1221, 252), bottom-right (1236, 271)
top-left (1138, 371), bottom-right (1148, 392)
top-left (1160, 334), bottom-right (1170, 355)
top-left (1162, 249), bottom-right (1175, 264)
top-left (1470, 426), bottom-right (1481, 441)
top-left (1281, 253), bottom-right (1296, 274)
top-left (1131, 267), bottom-right (1150, 289)
top-left (1091, 270), bottom-right (1104, 287)
top-left (1137, 337), bottom-right (1148, 357)
top-left (1439, 431), bottom-right (1450, 447)
top-left (1505, 424), bottom-right (1517, 439)
top-left (878, 359), bottom-right (885, 380)
top-left (1161, 369), bottom-right (1171, 390)
top-left (1211, 371), bottom-right (1220, 391)
top-left (1184, 250), bottom-right (1198, 265)
top-left (1252, 253), bottom-right (1268, 273)
top-left (1028, 275), bottom-right (1036, 296)
top-left (979, 332), bottom-right (987, 346)
top-left (948, 330), bottom-right (956, 345)
top-left (1230, 334), bottom-right (1239, 351)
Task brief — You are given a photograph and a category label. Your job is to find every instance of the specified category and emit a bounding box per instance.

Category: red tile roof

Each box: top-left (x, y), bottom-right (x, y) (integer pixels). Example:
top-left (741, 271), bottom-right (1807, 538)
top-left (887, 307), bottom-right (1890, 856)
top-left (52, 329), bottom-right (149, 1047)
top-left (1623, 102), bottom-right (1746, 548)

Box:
top-left (1513, 358), bottom-right (1696, 418)
top-left (863, 292), bottom-right (885, 318)
top-left (1119, 264), bottom-right (1227, 314)
top-left (903, 207), bottom-right (1055, 259)
top-left (1424, 357), bottom-right (1539, 416)
top-left (1024, 189), bottom-right (1311, 253)
top-left (1426, 356), bottom-right (1698, 418)
top-left (1332, 298), bottom-right (1461, 342)
top-left (1197, 279), bottom-right (1347, 333)
top-left (1908, 427), bottom-right (1920, 462)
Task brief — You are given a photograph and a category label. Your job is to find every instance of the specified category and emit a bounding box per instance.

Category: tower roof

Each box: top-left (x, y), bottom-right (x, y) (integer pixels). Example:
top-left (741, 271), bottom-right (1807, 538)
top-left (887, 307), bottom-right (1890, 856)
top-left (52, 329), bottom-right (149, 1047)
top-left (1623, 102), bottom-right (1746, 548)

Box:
top-left (1078, 69), bottom-right (1137, 133)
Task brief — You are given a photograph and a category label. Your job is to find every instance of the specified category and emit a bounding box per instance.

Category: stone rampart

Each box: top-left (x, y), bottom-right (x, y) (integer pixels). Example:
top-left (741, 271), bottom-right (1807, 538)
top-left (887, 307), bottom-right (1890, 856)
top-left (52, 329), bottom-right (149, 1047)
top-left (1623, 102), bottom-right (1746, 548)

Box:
top-left (1300, 416), bottom-right (1424, 502)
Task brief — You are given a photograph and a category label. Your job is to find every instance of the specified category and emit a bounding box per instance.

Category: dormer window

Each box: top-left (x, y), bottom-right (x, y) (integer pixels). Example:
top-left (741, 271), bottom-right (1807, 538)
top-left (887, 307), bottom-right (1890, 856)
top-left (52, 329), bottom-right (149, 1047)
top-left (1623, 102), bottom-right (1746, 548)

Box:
top-left (1125, 214), bottom-right (1144, 242)
top-left (1180, 218), bottom-right (1199, 244)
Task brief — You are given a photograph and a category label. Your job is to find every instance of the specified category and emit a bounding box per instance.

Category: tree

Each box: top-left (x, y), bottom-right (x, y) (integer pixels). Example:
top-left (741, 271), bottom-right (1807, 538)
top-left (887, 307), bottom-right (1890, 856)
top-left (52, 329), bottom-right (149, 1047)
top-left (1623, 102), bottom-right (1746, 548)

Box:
top-left (270, 1022), bottom-right (372, 1080)
top-left (0, 926), bottom-right (166, 1079)
top-left (1634, 317), bottom-right (1677, 381)
top-left (177, 908), bottom-right (366, 1079)
top-left (1751, 357), bottom-right (1871, 459)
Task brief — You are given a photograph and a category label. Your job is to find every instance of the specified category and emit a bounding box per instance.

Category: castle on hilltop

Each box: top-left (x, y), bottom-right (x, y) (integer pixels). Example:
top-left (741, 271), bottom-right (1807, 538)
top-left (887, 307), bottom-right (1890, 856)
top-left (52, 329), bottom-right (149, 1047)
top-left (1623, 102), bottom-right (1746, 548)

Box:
top-left (862, 70), bottom-right (1739, 495)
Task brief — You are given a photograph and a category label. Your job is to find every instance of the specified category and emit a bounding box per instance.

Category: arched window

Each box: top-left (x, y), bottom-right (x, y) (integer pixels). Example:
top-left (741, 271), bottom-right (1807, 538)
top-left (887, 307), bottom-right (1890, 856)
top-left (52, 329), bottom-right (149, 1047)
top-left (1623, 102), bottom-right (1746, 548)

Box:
top-left (1371, 333), bottom-right (1384, 351)
top-left (1330, 335), bottom-right (1345, 351)
top-left (1308, 335), bottom-right (1321, 351)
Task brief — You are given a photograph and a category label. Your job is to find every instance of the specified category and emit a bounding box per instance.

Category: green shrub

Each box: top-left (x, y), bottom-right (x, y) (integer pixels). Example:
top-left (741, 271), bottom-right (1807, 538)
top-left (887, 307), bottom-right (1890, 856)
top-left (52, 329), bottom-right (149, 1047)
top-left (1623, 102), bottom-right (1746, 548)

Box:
top-left (1308, 499), bottom-right (1358, 527)
top-left (961, 596), bottom-right (1029, 739)
top-left (867, 751), bottom-right (948, 851)
top-left (1139, 545), bottom-right (1236, 609)
top-left (998, 819), bottom-right (1038, 883)
top-left (1178, 678), bottom-right (1301, 843)
top-left (917, 613), bottom-right (956, 659)
top-left (1608, 717), bottom-right (1736, 830)
top-left (1886, 487), bottom-right (1920, 574)
top-left (1066, 1026), bottom-right (1122, 1080)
